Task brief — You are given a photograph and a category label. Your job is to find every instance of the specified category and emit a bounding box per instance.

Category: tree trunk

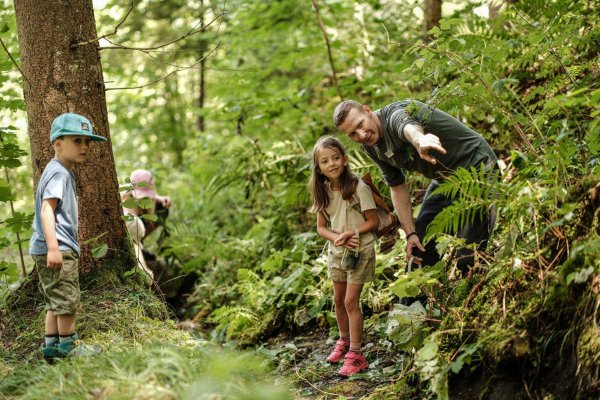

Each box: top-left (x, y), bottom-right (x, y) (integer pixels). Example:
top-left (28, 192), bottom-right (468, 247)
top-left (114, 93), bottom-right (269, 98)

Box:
top-left (13, 0), bottom-right (133, 271)
top-left (423, 0), bottom-right (442, 39)
top-left (197, 0), bottom-right (206, 132)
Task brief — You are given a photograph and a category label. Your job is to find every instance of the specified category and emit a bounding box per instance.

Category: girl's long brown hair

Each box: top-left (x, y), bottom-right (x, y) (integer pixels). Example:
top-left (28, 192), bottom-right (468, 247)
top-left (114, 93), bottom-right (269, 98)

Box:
top-left (309, 136), bottom-right (358, 212)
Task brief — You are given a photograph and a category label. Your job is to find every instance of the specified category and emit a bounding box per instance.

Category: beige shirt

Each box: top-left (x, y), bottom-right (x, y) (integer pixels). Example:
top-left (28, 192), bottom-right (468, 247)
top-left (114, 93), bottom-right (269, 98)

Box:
top-left (325, 180), bottom-right (376, 256)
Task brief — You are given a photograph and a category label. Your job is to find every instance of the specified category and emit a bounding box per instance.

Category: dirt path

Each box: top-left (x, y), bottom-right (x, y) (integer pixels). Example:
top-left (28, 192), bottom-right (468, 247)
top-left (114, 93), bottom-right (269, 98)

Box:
top-left (263, 330), bottom-right (419, 399)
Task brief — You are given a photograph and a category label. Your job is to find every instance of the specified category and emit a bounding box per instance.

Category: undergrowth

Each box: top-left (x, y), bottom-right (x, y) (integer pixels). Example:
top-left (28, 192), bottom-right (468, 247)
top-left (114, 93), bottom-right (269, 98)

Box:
top-left (0, 269), bottom-right (291, 399)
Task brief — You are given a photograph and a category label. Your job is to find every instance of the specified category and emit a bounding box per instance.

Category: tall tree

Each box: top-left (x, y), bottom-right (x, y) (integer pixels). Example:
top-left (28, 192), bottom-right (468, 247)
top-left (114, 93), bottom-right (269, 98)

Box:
top-left (197, 0), bottom-right (207, 132)
top-left (423, 0), bottom-right (442, 39)
top-left (13, 0), bottom-right (133, 270)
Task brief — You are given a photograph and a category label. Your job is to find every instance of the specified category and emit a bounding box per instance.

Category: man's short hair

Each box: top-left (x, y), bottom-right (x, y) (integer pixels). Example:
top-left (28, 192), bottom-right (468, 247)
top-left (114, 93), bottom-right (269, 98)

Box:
top-left (333, 100), bottom-right (363, 127)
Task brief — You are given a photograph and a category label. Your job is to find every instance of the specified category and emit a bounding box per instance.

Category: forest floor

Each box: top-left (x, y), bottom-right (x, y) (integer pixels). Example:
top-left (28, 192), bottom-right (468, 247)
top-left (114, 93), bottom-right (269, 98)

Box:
top-left (250, 328), bottom-right (418, 400)
top-left (176, 316), bottom-right (420, 399)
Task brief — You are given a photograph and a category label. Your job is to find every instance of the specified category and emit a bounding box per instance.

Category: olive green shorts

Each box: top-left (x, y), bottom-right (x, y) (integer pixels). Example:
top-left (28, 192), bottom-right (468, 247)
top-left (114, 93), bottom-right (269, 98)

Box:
top-left (34, 250), bottom-right (80, 315)
top-left (328, 246), bottom-right (376, 284)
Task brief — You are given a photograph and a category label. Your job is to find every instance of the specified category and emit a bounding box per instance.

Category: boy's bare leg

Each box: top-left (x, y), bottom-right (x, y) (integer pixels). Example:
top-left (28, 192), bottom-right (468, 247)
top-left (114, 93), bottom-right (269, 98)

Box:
top-left (344, 283), bottom-right (364, 350)
top-left (45, 311), bottom-right (58, 335)
top-left (57, 314), bottom-right (76, 336)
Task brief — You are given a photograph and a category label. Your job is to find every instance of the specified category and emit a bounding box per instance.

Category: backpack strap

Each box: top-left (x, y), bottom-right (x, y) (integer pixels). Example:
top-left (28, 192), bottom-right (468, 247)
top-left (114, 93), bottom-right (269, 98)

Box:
top-left (361, 174), bottom-right (394, 213)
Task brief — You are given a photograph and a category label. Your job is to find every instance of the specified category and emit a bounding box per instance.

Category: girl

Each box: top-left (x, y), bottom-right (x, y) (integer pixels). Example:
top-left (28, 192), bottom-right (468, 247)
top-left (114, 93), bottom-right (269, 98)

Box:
top-left (120, 169), bottom-right (172, 279)
top-left (309, 136), bottom-right (379, 377)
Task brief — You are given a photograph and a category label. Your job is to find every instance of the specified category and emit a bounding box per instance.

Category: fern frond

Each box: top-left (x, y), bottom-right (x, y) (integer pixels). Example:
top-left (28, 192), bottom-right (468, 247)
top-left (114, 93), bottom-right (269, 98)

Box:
top-left (432, 166), bottom-right (506, 203)
top-left (424, 199), bottom-right (491, 243)
top-left (235, 268), bottom-right (268, 306)
top-left (208, 305), bottom-right (258, 339)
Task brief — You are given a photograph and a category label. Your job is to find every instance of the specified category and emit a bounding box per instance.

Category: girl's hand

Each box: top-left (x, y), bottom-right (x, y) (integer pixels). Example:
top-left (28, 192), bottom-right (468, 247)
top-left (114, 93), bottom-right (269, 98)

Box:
top-left (333, 230), bottom-right (354, 247)
top-left (345, 235), bottom-right (359, 249)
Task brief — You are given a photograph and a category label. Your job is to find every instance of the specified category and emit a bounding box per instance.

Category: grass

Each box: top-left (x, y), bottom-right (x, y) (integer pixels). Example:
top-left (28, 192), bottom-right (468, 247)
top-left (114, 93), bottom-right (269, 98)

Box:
top-left (0, 273), bottom-right (291, 400)
top-left (1, 343), bottom-right (291, 400)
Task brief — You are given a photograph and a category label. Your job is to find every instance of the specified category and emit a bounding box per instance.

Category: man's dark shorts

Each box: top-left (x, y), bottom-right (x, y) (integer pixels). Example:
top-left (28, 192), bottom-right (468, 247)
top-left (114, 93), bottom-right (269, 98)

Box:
top-left (34, 250), bottom-right (80, 315)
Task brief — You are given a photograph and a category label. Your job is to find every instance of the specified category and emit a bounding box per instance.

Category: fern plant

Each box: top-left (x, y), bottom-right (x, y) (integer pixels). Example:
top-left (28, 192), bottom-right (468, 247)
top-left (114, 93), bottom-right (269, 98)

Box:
top-left (423, 166), bottom-right (509, 244)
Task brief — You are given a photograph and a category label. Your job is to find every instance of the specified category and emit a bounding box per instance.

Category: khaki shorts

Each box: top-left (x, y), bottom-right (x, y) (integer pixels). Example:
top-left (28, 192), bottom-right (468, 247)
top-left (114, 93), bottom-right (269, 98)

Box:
top-left (34, 250), bottom-right (80, 315)
top-left (328, 245), bottom-right (376, 284)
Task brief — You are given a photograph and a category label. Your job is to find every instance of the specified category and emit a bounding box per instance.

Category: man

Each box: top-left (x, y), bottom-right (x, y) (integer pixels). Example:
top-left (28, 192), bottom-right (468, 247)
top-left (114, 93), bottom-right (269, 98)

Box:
top-left (333, 99), bottom-right (498, 272)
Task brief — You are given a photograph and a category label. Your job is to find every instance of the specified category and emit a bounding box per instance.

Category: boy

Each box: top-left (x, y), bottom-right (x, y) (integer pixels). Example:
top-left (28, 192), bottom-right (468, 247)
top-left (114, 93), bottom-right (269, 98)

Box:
top-left (29, 112), bottom-right (106, 361)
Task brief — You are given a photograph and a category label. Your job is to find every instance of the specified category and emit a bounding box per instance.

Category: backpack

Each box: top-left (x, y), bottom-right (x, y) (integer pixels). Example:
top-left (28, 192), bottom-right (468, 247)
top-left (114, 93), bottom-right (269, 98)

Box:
top-left (356, 173), bottom-right (400, 238)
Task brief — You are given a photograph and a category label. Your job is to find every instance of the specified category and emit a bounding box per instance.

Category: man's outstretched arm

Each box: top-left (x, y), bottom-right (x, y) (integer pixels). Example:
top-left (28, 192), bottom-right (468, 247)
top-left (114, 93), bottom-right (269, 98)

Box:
top-left (403, 123), bottom-right (447, 165)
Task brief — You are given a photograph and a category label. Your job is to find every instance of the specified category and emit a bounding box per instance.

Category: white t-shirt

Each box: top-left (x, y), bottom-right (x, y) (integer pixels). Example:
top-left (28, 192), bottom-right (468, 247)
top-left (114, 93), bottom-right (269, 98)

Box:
top-left (325, 180), bottom-right (376, 256)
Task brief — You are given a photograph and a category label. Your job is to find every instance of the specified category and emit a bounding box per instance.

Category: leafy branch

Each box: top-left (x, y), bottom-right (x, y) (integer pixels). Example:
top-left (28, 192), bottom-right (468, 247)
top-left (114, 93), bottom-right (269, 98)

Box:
top-left (0, 128), bottom-right (29, 277)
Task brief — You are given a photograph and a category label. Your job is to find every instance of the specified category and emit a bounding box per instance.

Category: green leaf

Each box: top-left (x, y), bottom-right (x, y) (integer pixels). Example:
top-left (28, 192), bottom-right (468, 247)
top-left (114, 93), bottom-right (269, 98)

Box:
top-left (439, 18), bottom-right (462, 30)
top-left (566, 266), bottom-right (595, 285)
top-left (140, 213), bottom-right (158, 222)
top-left (82, 231), bottom-right (107, 245)
top-left (0, 184), bottom-right (13, 202)
top-left (389, 275), bottom-right (421, 298)
top-left (121, 198), bottom-right (138, 209)
top-left (0, 260), bottom-right (17, 273)
top-left (123, 269), bottom-right (136, 278)
top-left (138, 197), bottom-right (154, 209)
top-left (0, 159), bottom-right (21, 168)
top-left (449, 358), bottom-right (464, 374)
top-left (428, 26), bottom-right (441, 37)
top-left (417, 335), bottom-right (439, 361)
top-left (4, 212), bottom-right (33, 233)
top-left (449, 343), bottom-right (480, 373)
top-left (91, 244), bottom-right (108, 258)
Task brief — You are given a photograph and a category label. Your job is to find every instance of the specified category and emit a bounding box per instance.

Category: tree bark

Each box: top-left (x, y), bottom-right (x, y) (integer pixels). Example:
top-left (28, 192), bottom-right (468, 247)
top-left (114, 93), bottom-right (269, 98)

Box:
top-left (197, 0), bottom-right (206, 132)
top-left (13, 0), bottom-right (133, 271)
top-left (423, 0), bottom-right (442, 39)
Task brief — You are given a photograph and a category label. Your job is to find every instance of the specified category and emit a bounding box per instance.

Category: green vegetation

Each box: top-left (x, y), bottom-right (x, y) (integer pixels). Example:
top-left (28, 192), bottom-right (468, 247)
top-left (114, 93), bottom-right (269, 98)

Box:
top-left (1, 0), bottom-right (598, 399)
top-left (0, 273), bottom-right (290, 399)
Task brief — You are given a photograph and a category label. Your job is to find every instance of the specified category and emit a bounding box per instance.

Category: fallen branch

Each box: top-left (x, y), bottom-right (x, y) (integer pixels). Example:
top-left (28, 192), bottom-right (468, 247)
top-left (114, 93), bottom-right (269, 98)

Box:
top-left (292, 358), bottom-right (339, 397)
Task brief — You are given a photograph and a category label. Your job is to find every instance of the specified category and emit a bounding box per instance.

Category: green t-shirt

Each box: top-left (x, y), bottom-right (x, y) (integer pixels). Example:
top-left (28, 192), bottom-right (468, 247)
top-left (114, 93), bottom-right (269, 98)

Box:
top-left (363, 100), bottom-right (497, 186)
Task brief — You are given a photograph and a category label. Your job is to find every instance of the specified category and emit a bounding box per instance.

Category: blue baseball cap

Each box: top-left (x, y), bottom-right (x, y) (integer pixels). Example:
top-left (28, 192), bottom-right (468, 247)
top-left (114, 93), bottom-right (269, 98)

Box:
top-left (49, 113), bottom-right (107, 143)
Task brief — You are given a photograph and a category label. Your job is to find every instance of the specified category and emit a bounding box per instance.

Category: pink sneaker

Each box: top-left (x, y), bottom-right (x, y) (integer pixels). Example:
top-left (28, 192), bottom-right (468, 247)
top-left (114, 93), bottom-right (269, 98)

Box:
top-left (326, 338), bottom-right (349, 363)
top-left (338, 351), bottom-right (368, 377)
